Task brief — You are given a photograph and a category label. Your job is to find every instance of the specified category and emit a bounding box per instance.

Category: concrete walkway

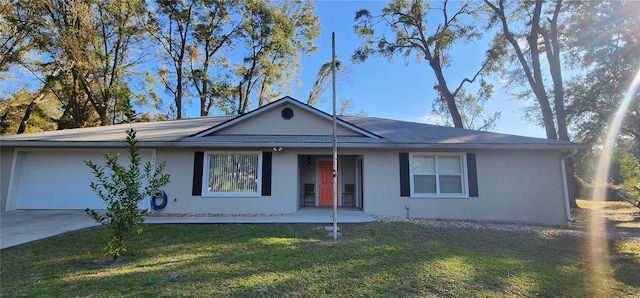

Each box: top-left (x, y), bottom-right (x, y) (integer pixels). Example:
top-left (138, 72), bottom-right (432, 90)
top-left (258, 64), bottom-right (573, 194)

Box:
top-left (1, 208), bottom-right (374, 249)
top-left (145, 208), bottom-right (374, 224)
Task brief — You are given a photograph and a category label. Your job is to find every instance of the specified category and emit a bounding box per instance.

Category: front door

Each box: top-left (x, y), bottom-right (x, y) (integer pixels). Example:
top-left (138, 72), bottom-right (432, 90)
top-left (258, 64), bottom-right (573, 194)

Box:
top-left (318, 160), bottom-right (337, 206)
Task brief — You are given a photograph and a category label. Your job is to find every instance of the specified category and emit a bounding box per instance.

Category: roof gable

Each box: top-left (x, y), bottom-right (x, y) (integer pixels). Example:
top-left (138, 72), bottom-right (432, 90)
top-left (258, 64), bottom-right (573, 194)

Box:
top-left (192, 96), bottom-right (380, 139)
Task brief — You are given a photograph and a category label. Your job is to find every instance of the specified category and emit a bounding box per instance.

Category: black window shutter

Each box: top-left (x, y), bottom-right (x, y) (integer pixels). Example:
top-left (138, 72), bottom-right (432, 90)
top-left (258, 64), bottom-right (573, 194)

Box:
top-left (262, 152), bottom-right (272, 196)
top-left (192, 152), bottom-right (204, 196)
top-left (399, 153), bottom-right (410, 197)
top-left (467, 153), bottom-right (478, 197)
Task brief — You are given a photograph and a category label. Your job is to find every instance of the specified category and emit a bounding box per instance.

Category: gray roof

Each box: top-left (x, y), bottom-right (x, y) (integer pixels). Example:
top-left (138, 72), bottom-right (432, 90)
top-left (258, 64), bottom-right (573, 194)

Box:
top-left (0, 116), bottom-right (233, 143)
top-left (0, 97), bottom-right (582, 150)
top-left (343, 116), bottom-right (579, 148)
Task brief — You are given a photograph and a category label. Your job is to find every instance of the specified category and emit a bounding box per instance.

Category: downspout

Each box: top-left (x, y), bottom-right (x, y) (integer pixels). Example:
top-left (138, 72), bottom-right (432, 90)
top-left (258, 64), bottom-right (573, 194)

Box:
top-left (561, 148), bottom-right (578, 227)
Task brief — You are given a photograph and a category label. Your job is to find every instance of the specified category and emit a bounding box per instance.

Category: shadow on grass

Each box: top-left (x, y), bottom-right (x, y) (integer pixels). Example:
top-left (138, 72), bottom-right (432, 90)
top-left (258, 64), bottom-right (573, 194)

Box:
top-left (610, 241), bottom-right (640, 289)
top-left (1, 222), bottom-right (636, 297)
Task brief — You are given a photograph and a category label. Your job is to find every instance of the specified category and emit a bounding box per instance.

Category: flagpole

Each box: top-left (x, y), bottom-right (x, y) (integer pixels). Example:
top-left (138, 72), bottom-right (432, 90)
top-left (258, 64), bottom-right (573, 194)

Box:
top-left (331, 32), bottom-right (338, 240)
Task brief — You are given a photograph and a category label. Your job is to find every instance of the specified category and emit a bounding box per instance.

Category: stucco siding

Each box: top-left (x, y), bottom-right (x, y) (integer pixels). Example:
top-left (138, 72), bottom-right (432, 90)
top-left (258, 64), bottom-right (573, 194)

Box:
top-left (362, 149), bottom-right (567, 226)
top-left (2, 144), bottom-right (569, 226)
top-left (156, 148), bottom-right (299, 214)
top-left (155, 148), bottom-right (362, 214)
top-left (361, 151), bottom-right (402, 215)
top-left (216, 104), bottom-right (361, 136)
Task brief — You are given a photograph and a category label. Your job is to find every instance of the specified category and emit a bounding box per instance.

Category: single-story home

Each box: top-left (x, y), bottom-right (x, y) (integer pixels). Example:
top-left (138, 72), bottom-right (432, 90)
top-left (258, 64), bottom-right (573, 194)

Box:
top-left (0, 96), bottom-right (582, 226)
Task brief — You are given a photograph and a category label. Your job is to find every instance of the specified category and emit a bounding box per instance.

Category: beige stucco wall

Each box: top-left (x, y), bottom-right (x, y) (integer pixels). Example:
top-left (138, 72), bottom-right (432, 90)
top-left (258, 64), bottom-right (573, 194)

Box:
top-left (157, 148), bottom-right (300, 214)
top-left (1, 144), bottom-right (569, 226)
top-left (216, 103), bottom-right (361, 136)
top-left (155, 148), bottom-right (362, 214)
top-left (361, 149), bottom-right (567, 226)
top-left (1, 147), bottom-right (14, 212)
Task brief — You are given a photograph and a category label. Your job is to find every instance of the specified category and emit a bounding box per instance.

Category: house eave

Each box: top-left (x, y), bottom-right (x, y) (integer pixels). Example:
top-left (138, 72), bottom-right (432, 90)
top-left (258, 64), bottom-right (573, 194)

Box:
top-left (1, 140), bottom-right (587, 151)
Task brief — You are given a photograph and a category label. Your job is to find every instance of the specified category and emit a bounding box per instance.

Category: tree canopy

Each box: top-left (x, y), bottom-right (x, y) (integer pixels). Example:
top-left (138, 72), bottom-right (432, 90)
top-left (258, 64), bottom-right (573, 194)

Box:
top-left (0, 0), bottom-right (319, 132)
top-left (353, 0), bottom-right (501, 129)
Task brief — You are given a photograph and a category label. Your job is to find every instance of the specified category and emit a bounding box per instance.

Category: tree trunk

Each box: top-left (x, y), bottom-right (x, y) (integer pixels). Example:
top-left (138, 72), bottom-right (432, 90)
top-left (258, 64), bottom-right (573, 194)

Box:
top-left (429, 59), bottom-right (464, 128)
top-left (176, 68), bottom-right (183, 119)
top-left (17, 93), bottom-right (46, 134)
top-left (527, 1), bottom-right (558, 140)
top-left (485, 0), bottom-right (558, 139)
top-left (258, 78), bottom-right (269, 107)
top-left (544, 0), bottom-right (569, 141)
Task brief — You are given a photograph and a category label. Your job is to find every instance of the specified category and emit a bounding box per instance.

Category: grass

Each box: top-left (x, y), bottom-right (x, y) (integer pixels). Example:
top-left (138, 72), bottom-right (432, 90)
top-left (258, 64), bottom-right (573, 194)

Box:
top-left (2, 216), bottom-right (639, 296)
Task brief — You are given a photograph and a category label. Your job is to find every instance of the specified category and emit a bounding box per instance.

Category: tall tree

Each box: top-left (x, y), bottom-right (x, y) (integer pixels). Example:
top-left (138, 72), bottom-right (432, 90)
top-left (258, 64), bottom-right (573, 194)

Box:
top-left (187, 0), bottom-right (241, 116)
top-left (484, 0), bottom-right (580, 207)
top-left (89, 0), bottom-right (149, 125)
top-left (7, 0), bottom-right (149, 128)
top-left (150, 0), bottom-right (197, 119)
top-left (29, 0), bottom-right (97, 129)
top-left (563, 1), bottom-right (640, 145)
top-left (353, 0), bottom-right (499, 129)
top-left (234, 0), bottom-right (319, 114)
top-left (484, 0), bottom-right (568, 141)
top-left (0, 1), bottom-right (36, 72)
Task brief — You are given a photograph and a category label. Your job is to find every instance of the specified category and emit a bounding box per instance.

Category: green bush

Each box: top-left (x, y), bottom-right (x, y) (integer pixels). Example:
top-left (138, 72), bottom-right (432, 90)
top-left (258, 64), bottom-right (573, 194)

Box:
top-left (85, 128), bottom-right (170, 260)
top-left (620, 153), bottom-right (640, 201)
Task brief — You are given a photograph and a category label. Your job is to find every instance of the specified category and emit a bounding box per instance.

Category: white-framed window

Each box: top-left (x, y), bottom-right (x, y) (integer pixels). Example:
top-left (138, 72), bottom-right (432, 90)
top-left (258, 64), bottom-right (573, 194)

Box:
top-left (202, 151), bottom-right (262, 197)
top-left (409, 153), bottom-right (467, 198)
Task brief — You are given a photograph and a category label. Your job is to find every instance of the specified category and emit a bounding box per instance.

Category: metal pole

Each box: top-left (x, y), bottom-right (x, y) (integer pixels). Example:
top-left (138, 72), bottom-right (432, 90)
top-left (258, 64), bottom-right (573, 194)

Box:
top-left (331, 32), bottom-right (338, 240)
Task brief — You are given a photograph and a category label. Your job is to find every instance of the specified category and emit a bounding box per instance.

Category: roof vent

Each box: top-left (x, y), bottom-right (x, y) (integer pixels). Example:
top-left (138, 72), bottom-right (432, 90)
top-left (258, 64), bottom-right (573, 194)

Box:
top-left (281, 107), bottom-right (294, 120)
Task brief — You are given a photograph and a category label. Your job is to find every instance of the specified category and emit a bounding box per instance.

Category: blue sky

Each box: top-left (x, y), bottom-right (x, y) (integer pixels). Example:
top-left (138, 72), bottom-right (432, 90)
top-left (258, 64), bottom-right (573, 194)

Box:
top-left (284, 0), bottom-right (546, 138)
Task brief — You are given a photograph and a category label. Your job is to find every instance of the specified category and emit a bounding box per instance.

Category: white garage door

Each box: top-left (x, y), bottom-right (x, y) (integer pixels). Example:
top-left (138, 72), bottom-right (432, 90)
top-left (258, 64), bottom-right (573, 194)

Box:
top-left (13, 150), bottom-right (153, 210)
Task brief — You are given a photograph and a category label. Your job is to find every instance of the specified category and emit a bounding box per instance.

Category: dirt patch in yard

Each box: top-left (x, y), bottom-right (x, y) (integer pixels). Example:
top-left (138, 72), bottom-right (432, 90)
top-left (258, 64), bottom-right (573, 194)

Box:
top-left (572, 199), bottom-right (640, 242)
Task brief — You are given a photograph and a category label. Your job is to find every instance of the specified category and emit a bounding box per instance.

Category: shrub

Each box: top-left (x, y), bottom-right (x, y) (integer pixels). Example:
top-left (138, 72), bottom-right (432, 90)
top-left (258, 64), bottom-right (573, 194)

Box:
top-left (574, 176), bottom-right (618, 201)
top-left (85, 128), bottom-right (170, 260)
top-left (620, 153), bottom-right (640, 200)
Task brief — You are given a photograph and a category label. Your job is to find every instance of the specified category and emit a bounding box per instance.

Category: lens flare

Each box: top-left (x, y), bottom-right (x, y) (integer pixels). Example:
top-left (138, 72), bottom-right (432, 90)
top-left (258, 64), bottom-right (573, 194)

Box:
top-left (589, 67), bottom-right (640, 292)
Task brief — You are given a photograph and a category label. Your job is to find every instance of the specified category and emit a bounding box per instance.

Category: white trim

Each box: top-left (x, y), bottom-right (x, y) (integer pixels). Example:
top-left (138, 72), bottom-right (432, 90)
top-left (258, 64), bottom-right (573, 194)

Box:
top-left (5, 149), bottom-right (21, 211)
top-left (409, 152), bottom-right (469, 198)
top-left (355, 156), bottom-right (363, 209)
top-left (201, 151), bottom-right (263, 197)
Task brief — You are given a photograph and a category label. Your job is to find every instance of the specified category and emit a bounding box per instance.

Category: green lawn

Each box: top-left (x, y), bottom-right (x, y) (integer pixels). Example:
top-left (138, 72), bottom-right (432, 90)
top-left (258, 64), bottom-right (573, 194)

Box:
top-left (1, 221), bottom-right (639, 297)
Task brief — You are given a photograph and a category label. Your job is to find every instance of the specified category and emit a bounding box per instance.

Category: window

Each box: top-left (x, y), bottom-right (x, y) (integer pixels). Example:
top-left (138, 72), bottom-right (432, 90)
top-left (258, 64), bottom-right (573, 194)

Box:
top-left (410, 153), bottom-right (467, 197)
top-left (202, 152), bottom-right (262, 197)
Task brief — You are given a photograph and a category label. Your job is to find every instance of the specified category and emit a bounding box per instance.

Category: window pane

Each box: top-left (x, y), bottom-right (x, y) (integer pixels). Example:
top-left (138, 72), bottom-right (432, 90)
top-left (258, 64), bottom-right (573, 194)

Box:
top-left (440, 175), bottom-right (462, 193)
top-left (439, 157), bottom-right (461, 174)
top-left (208, 154), bottom-right (258, 193)
top-left (412, 156), bottom-right (435, 174)
top-left (414, 175), bottom-right (436, 193)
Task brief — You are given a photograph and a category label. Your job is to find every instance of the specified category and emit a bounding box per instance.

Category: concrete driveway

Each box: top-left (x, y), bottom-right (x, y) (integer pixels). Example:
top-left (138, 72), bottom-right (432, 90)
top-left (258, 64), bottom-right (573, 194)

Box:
top-left (0, 210), bottom-right (100, 249)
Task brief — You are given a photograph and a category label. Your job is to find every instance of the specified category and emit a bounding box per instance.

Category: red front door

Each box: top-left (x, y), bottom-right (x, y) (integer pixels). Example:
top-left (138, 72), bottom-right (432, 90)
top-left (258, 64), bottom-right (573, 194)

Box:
top-left (318, 161), bottom-right (337, 207)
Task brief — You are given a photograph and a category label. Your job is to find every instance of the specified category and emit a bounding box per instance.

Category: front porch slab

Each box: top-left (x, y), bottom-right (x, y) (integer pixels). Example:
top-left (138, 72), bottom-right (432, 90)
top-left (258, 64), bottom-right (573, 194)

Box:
top-left (144, 208), bottom-right (374, 224)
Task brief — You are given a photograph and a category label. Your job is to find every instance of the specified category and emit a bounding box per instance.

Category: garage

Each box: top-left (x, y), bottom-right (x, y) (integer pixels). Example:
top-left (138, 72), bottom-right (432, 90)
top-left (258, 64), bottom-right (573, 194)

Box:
top-left (7, 149), bottom-right (153, 210)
